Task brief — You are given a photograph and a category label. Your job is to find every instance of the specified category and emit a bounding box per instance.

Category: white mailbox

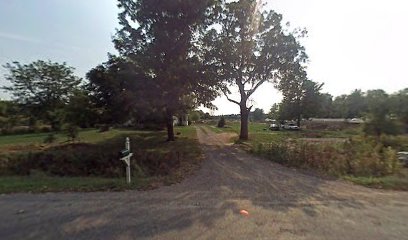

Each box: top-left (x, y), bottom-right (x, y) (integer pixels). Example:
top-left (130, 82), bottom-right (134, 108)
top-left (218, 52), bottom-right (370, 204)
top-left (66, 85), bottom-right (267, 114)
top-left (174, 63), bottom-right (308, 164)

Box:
top-left (119, 137), bottom-right (133, 184)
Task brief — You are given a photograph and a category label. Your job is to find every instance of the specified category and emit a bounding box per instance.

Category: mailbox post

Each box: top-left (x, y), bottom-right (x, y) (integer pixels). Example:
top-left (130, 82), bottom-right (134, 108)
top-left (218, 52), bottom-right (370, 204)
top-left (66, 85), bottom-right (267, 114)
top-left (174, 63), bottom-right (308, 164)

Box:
top-left (119, 137), bottom-right (133, 184)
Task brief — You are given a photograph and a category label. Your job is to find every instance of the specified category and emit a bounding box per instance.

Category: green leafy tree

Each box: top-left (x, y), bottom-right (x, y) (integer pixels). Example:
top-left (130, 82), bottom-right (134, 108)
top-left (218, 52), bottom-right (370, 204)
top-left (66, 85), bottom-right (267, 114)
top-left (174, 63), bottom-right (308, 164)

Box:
top-left (114, 0), bottom-right (220, 141)
top-left (2, 60), bottom-right (81, 130)
top-left (389, 88), bottom-right (408, 132)
top-left (317, 93), bottom-right (333, 118)
top-left (268, 103), bottom-right (281, 120)
top-left (331, 95), bottom-right (348, 118)
top-left (86, 56), bottom-right (146, 124)
top-left (189, 111), bottom-right (201, 123)
top-left (251, 108), bottom-right (265, 122)
top-left (346, 89), bottom-right (367, 118)
top-left (363, 89), bottom-right (401, 136)
top-left (278, 79), bottom-right (323, 126)
top-left (203, 0), bottom-right (307, 139)
top-left (64, 89), bottom-right (98, 128)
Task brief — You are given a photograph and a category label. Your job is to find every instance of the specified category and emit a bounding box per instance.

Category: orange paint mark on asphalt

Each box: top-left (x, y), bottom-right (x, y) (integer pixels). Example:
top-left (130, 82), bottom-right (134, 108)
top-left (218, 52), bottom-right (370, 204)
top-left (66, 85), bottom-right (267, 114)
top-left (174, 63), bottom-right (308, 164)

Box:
top-left (240, 210), bottom-right (249, 216)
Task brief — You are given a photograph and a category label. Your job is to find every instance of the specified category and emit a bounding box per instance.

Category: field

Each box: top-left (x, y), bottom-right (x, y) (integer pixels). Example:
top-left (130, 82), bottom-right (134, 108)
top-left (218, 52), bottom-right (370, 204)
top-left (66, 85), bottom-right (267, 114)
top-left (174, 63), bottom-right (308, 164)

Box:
top-left (209, 121), bottom-right (360, 145)
top-left (0, 126), bottom-right (201, 193)
top-left (0, 129), bottom-right (137, 151)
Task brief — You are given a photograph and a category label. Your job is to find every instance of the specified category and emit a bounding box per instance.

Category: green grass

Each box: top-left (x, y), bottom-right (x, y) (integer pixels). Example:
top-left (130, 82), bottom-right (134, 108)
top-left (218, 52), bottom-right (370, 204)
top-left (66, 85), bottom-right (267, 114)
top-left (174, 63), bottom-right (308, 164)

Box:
top-left (344, 169), bottom-right (408, 191)
top-left (207, 121), bottom-right (360, 146)
top-left (0, 126), bottom-right (202, 193)
top-left (0, 175), bottom-right (150, 193)
top-left (0, 128), bottom-right (137, 149)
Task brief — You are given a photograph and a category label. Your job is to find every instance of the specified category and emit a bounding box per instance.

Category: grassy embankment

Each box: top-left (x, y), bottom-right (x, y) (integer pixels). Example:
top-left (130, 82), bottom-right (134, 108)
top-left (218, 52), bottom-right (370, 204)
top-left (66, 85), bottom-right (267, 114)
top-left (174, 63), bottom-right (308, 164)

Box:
top-left (0, 126), bottom-right (201, 193)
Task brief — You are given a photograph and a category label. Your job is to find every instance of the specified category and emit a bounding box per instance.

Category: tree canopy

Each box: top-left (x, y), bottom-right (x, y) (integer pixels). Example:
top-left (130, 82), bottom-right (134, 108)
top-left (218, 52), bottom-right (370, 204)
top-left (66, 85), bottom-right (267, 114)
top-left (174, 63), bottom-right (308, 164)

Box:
top-left (2, 60), bottom-right (81, 129)
top-left (203, 0), bottom-right (307, 139)
top-left (114, 0), bottom-right (220, 140)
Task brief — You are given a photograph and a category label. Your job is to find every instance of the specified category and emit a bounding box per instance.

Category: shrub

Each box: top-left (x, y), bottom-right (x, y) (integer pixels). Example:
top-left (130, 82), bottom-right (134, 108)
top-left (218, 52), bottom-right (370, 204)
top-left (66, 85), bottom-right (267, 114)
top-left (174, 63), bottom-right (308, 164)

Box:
top-left (0, 138), bottom-right (184, 178)
top-left (255, 137), bottom-right (400, 177)
top-left (217, 116), bottom-right (225, 128)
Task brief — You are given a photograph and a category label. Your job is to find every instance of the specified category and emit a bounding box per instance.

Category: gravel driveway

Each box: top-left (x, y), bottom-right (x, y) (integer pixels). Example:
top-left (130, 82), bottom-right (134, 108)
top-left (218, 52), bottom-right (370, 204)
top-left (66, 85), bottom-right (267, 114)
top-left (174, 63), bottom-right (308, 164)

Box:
top-left (1, 126), bottom-right (408, 240)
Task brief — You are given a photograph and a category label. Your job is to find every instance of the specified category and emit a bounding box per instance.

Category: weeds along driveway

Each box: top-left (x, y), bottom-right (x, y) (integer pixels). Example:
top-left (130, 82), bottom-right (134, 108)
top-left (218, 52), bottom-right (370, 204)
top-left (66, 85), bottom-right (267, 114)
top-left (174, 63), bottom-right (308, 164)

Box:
top-left (0, 126), bottom-right (408, 240)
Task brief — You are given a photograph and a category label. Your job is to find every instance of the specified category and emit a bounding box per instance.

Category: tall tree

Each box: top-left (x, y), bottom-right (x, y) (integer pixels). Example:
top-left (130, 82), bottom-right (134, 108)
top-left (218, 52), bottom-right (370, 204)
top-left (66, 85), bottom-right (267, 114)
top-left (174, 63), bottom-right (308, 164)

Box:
top-left (203, 0), bottom-right (307, 140)
top-left (87, 56), bottom-right (147, 124)
top-left (114, 0), bottom-right (220, 141)
top-left (346, 89), bottom-right (367, 118)
top-left (363, 89), bottom-right (401, 136)
top-left (389, 88), bottom-right (408, 132)
top-left (2, 60), bottom-right (81, 129)
top-left (268, 103), bottom-right (281, 120)
top-left (278, 78), bottom-right (323, 126)
top-left (251, 108), bottom-right (265, 122)
top-left (331, 95), bottom-right (348, 118)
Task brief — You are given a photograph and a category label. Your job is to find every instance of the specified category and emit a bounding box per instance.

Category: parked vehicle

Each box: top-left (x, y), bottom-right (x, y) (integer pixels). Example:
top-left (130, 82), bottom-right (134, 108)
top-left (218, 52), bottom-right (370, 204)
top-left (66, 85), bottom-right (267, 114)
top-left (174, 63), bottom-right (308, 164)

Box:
top-left (398, 152), bottom-right (408, 167)
top-left (269, 122), bottom-right (280, 131)
top-left (284, 123), bottom-right (300, 130)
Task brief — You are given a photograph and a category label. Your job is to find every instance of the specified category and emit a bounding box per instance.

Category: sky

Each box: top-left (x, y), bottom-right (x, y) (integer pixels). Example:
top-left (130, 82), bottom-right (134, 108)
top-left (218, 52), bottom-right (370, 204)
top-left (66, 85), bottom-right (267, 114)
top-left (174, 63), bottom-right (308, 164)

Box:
top-left (0, 0), bottom-right (407, 115)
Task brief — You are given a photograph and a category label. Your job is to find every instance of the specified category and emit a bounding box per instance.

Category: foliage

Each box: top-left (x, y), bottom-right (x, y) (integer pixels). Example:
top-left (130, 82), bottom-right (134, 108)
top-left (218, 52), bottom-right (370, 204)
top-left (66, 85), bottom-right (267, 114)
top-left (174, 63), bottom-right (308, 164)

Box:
top-left (86, 56), bottom-right (150, 125)
top-left (278, 79), bottom-right (324, 125)
top-left (251, 108), bottom-right (265, 122)
top-left (0, 127), bottom-right (201, 181)
top-left (2, 60), bottom-right (81, 130)
top-left (268, 104), bottom-right (280, 120)
top-left (189, 111), bottom-right (201, 123)
top-left (217, 116), bottom-right (226, 128)
top-left (113, 0), bottom-right (220, 141)
top-left (203, 0), bottom-right (307, 140)
top-left (64, 89), bottom-right (97, 128)
top-left (363, 89), bottom-right (403, 136)
top-left (253, 137), bottom-right (401, 177)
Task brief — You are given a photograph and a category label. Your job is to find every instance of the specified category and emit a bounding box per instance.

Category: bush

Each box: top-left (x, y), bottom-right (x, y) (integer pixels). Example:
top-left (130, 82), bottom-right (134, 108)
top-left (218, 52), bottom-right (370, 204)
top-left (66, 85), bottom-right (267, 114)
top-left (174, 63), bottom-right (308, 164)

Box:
top-left (255, 137), bottom-right (401, 177)
top-left (217, 116), bottom-right (225, 128)
top-left (363, 118), bottom-right (403, 136)
top-left (0, 138), bottom-right (183, 178)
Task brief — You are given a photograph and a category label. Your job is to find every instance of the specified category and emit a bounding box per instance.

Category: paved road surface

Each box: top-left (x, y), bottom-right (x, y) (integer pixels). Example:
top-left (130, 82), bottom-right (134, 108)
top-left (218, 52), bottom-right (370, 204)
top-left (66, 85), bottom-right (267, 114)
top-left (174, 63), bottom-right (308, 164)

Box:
top-left (1, 126), bottom-right (408, 240)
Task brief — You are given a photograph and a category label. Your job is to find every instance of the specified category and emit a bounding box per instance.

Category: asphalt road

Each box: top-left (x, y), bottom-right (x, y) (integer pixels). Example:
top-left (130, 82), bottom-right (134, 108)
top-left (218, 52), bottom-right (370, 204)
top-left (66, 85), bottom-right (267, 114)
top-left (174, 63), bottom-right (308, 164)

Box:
top-left (1, 126), bottom-right (408, 240)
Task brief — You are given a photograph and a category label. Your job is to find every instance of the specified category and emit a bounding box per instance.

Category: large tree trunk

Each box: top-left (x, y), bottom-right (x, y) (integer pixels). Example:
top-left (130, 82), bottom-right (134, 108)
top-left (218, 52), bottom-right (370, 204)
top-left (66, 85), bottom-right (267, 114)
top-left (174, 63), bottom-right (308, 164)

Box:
top-left (240, 105), bottom-right (249, 140)
top-left (166, 111), bottom-right (175, 141)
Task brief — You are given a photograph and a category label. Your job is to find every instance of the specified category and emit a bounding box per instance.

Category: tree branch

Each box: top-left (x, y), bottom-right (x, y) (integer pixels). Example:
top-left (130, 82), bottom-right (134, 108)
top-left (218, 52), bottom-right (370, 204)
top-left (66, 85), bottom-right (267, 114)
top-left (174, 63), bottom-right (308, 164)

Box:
top-left (222, 89), bottom-right (240, 105)
top-left (247, 79), bottom-right (267, 97)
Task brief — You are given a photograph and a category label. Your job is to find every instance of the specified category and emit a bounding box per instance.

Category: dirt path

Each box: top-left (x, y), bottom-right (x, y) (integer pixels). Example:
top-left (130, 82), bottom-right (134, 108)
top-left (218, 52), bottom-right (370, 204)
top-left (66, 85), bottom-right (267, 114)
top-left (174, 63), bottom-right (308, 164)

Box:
top-left (1, 126), bottom-right (408, 240)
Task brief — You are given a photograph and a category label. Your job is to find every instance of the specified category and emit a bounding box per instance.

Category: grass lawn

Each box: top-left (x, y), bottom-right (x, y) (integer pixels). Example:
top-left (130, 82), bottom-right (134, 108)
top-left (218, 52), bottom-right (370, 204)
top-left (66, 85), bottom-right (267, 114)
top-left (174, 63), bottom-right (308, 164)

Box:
top-left (208, 121), bottom-right (359, 147)
top-left (0, 126), bottom-right (201, 193)
top-left (0, 175), bottom-right (149, 194)
top-left (0, 128), bottom-right (137, 150)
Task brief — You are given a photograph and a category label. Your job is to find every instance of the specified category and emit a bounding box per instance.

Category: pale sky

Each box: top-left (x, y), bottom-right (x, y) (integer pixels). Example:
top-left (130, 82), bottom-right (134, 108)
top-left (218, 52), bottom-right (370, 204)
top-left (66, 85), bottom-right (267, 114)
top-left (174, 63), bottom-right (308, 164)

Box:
top-left (0, 0), bottom-right (407, 115)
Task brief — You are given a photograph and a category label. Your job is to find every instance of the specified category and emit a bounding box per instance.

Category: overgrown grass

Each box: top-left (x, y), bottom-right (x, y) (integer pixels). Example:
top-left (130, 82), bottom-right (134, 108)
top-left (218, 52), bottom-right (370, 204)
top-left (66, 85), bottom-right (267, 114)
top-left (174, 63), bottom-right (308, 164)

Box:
top-left (0, 126), bottom-right (202, 193)
top-left (344, 169), bottom-right (408, 191)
